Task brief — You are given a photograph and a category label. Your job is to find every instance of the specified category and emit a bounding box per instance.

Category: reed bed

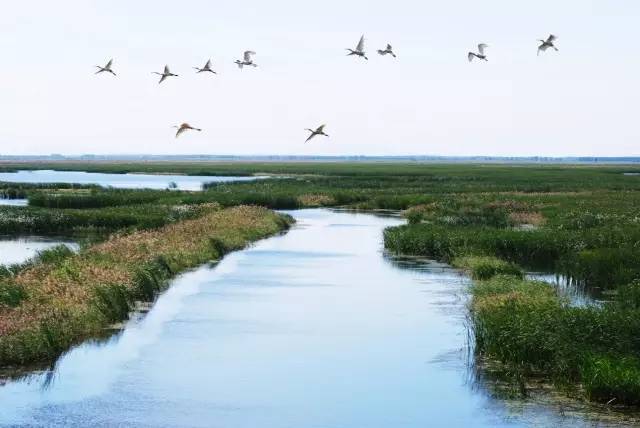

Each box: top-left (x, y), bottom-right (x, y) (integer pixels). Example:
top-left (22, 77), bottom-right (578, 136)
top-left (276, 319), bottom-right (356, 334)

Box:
top-left (3, 162), bottom-right (640, 407)
top-left (470, 274), bottom-right (640, 405)
top-left (0, 205), bottom-right (292, 366)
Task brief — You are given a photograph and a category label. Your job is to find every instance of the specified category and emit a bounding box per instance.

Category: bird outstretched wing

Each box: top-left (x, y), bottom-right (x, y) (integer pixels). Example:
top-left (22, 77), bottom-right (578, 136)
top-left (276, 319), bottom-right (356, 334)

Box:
top-left (105, 59), bottom-right (113, 68)
top-left (356, 35), bottom-right (365, 52)
top-left (478, 44), bottom-right (488, 55)
top-left (163, 65), bottom-right (170, 74)
top-left (204, 59), bottom-right (211, 68)
top-left (386, 44), bottom-right (393, 51)
top-left (468, 52), bottom-right (475, 62)
top-left (316, 124), bottom-right (326, 133)
top-left (244, 51), bottom-right (256, 62)
top-left (547, 34), bottom-right (557, 43)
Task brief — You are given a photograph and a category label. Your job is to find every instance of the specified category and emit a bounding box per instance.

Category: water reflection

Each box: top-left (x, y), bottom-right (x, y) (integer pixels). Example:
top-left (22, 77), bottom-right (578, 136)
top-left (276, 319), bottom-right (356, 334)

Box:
top-left (0, 209), bottom-right (636, 427)
top-left (527, 273), bottom-right (603, 307)
top-left (0, 198), bottom-right (28, 206)
top-left (0, 236), bottom-right (79, 266)
top-left (0, 170), bottom-right (264, 191)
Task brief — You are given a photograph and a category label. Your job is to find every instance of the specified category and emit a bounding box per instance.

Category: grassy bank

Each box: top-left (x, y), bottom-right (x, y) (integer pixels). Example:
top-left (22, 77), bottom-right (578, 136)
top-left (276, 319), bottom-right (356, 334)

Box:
top-left (0, 205), bottom-right (292, 366)
top-left (469, 270), bottom-right (640, 406)
top-left (3, 162), bottom-right (640, 407)
top-left (0, 202), bottom-right (216, 235)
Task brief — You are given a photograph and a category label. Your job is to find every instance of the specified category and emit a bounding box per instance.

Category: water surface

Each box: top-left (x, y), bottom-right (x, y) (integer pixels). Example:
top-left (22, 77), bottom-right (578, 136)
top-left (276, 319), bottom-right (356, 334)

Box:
top-left (0, 236), bottom-right (79, 266)
top-left (0, 170), bottom-right (262, 191)
top-left (0, 199), bottom-right (28, 207)
top-left (0, 209), bottom-right (634, 427)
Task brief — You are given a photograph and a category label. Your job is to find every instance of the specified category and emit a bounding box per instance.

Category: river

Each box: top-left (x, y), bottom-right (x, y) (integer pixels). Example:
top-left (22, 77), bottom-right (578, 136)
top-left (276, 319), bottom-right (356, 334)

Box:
top-left (0, 209), bottom-right (633, 427)
top-left (0, 170), bottom-right (263, 191)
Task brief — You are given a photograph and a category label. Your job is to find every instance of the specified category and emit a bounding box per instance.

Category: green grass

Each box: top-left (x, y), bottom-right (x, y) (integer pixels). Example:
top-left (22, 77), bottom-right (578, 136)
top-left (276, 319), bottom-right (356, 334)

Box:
top-left (3, 161), bottom-right (640, 407)
top-left (470, 272), bottom-right (640, 405)
top-left (452, 256), bottom-right (523, 280)
top-left (0, 206), bottom-right (293, 366)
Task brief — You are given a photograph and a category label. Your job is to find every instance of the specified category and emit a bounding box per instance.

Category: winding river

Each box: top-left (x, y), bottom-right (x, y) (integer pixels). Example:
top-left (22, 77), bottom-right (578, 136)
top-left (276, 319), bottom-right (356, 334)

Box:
top-left (0, 209), bottom-right (633, 427)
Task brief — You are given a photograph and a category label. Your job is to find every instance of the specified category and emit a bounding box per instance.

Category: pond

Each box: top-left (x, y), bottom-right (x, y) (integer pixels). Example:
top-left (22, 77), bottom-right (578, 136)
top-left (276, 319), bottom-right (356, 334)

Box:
top-left (0, 170), bottom-right (264, 191)
top-left (0, 209), bottom-right (635, 427)
top-left (0, 199), bottom-right (28, 207)
top-left (0, 236), bottom-right (79, 266)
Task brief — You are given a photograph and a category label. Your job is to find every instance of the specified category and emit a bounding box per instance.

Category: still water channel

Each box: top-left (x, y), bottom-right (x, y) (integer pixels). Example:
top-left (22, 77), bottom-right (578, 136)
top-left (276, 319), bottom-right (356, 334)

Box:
top-left (0, 170), bottom-right (263, 191)
top-left (0, 209), bottom-right (634, 427)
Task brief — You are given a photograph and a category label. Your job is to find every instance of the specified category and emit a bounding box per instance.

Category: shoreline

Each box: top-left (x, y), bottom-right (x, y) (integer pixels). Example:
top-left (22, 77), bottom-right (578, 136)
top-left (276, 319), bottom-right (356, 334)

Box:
top-left (0, 205), bottom-right (293, 368)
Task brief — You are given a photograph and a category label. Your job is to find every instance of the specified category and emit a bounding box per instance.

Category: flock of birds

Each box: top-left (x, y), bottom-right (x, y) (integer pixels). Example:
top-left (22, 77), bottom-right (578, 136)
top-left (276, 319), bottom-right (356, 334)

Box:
top-left (95, 34), bottom-right (559, 141)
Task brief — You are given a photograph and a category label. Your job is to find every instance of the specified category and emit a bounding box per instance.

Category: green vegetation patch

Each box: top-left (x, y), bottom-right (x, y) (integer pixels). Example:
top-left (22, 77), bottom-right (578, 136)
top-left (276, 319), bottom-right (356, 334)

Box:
top-left (452, 256), bottom-right (523, 280)
top-left (0, 206), bottom-right (293, 366)
top-left (470, 273), bottom-right (640, 406)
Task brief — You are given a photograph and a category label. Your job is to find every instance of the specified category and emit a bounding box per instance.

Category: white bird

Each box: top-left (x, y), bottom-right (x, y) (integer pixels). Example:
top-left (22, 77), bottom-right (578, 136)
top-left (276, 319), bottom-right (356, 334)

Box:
top-left (538, 35), bottom-right (559, 56)
top-left (305, 124), bottom-right (329, 143)
top-left (235, 51), bottom-right (257, 69)
top-left (152, 65), bottom-right (178, 83)
top-left (95, 59), bottom-right (116, 76)
top-left (173, 123), bottom-right (202, 138)
top-left (377, 44), bottom-right (397, 58)
top-left (346, 35), bottom-right (368, 60)
top-left (468, 44), bottom-right (489, 62)
top-left (194, 59), bottom-right (217, 74)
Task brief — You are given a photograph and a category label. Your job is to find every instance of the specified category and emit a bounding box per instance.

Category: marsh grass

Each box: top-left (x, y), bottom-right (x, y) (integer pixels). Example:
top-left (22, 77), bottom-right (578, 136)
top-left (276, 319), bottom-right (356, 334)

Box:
top-left (4, 162), bottom-right (640, 406)
top-left (0, 206), bottom-right (292, 366)
top-left (470, 273), bottom-right (640, 405)
top-left (453, 256), bottom-right (523, 280)
top-left (0, 203), bottom-right (214, 235)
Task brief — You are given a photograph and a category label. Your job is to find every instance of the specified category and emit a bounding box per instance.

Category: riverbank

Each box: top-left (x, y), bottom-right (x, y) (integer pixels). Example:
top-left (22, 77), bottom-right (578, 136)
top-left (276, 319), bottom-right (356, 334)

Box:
top-left (469, 270), bottom-right (640, 406)
top-left (384, 245), bottom-right (640, 407)
top-left (0, 205), bottom-right (293, 366)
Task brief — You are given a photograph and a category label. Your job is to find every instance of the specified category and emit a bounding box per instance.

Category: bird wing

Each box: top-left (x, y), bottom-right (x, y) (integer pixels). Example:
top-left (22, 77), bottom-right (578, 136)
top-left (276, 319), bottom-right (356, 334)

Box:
top-left (356, 35), bottom-right (365, 52)
top-left (478, 44), bottom-right (488, 55)
top-left (204, 59), bottom-right (212, 68)
top-left (175, 127), bottom-right (185, 138)
top-left (105, 59), bottom-right (113, 68)
top-left (305, 132), bottom-right (316, 143)
top-left (163, 65), bottom-right (170, 74)
top-left (468, 52), bottom-right (475, 62)
top-left (244, 51), bottom-right (256, 61)
top-left (547, 34), bottom-right (557, 43)
top-left (316, 124), bottom-right (326, 133)
top-left (386, 44), bottom-right (393, 50)
top-left (538, 43), bottom-right (549, 52)
top-left (159, 74), bottom-right (167, 83)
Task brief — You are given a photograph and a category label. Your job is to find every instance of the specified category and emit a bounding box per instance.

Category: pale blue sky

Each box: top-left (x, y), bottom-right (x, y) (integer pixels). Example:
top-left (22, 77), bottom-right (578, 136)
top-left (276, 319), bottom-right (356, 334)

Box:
top-left (1, 0), bottom-right (638, 156)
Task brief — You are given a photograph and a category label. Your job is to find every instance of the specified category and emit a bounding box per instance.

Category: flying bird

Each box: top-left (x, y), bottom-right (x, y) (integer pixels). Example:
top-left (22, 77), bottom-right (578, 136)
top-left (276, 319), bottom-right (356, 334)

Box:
top-left (377, 44), bottom-right (397, 58)
top-left (194, 59), bottom-right (217, 74)
top-left (538, 35), bottom-right (559, 55)
top-left (305, 124), bottom-right (329, 143)
top-left (95, 59), bottom-right (116, 76)
top-left (346, 35), bottom-right (368, 60)
top-left (468, 44), bottom-right (489, 62)
top-left (153, 65), bottom-right (178, 83)
top-left (173, 123), bottom-right (202, 138)
top-left (235, 51), bottom-right (257, 69)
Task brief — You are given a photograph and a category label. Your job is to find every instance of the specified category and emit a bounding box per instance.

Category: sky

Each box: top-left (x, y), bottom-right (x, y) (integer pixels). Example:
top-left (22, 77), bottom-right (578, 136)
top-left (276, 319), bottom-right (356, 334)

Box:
top-left (1, 0), bottom-right (639, 157)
